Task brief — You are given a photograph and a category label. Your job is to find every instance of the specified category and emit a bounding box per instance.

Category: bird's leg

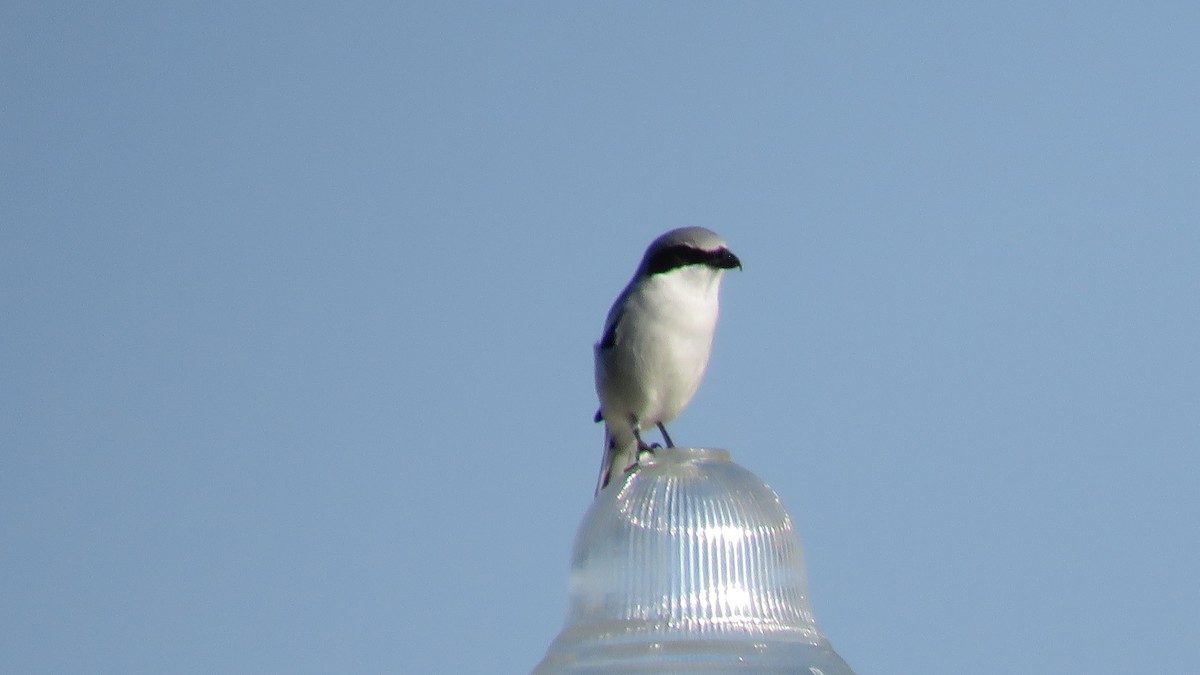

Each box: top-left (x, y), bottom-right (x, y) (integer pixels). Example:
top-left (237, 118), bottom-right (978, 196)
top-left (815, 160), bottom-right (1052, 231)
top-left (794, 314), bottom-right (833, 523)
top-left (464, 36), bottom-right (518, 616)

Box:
top-left (625, 425), bottom-right (657, 475)
top-left (632, 427), bottom-right (654, 452)
top-left (656, 422), bottom-right (675, 448)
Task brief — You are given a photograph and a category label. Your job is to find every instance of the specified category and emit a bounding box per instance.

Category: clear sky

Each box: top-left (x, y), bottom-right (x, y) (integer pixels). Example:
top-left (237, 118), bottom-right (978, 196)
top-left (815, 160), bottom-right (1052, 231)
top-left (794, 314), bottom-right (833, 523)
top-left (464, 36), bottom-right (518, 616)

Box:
top-left (3, 3), bottom-right (1197, 673)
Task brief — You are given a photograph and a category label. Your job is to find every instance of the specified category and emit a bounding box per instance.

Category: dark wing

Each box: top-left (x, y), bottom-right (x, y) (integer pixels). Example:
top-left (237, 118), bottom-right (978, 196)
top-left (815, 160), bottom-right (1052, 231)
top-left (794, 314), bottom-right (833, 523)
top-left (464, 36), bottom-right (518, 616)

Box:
top-left (593, 309), bottom-right (620, 424)
top-left (594, 284), bottom-right (630, 425)
top-left (596, 285), bottom-right (628, 352)
top-left (598, 309), bottom-right (620, 350)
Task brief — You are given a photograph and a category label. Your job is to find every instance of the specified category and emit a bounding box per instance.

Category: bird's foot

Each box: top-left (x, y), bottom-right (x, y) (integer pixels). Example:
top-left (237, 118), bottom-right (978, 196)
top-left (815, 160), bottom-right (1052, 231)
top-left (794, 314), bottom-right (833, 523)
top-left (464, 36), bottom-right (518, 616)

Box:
top-left (632, 427), bottom-right (655, 453)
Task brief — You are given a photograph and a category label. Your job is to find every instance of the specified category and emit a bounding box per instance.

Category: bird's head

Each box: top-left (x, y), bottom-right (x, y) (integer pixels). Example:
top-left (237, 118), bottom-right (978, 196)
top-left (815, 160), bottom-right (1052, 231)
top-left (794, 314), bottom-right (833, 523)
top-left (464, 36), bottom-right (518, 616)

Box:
top-left (637, 226), bottom-right (742, 278)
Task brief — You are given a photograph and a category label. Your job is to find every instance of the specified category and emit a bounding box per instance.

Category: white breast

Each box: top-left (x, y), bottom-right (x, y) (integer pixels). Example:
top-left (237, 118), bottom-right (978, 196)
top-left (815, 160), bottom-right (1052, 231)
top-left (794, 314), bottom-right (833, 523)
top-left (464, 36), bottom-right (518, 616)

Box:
top-left (598, 265), bottom-right (724, 429)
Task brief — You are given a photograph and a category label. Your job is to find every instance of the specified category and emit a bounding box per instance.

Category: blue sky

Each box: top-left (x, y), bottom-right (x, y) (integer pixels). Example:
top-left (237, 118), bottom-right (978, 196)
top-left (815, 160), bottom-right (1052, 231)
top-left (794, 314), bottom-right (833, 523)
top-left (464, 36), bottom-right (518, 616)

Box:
top-left (3, 3), bottom-right (1197, 673)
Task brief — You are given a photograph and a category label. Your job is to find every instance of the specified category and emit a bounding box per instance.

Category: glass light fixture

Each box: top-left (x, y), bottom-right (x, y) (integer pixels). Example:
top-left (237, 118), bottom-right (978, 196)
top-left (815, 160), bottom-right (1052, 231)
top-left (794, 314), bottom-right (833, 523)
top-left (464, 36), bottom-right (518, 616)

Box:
top-left (535, 447), bottom-right (856, 674)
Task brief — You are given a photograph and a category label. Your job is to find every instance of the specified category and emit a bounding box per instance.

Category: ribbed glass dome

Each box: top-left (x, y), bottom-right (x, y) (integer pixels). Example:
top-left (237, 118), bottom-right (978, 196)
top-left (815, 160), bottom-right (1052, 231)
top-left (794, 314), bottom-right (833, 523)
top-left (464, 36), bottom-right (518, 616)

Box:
top-left (535, 447), bottom-right (855, 673)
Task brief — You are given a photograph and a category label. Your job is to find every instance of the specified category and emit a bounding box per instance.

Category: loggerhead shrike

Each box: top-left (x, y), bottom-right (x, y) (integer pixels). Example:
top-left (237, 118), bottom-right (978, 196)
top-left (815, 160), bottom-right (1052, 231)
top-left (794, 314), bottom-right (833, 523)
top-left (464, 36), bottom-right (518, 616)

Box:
top-left (593, 227), bottom-right (741, 495)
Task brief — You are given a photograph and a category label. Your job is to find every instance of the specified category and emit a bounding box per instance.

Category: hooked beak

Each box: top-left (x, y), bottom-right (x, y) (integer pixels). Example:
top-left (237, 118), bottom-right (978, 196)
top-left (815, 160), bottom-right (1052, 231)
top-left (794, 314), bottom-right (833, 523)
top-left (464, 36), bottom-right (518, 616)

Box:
top-left (715, 248), bottom-right (742, 271)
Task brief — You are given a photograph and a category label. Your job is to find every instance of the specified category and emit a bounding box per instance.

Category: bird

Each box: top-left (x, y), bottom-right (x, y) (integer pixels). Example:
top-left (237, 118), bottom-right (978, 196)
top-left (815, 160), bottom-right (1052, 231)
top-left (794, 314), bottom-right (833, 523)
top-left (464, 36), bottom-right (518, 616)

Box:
top-left (592, 226), bottom-right (741, 495)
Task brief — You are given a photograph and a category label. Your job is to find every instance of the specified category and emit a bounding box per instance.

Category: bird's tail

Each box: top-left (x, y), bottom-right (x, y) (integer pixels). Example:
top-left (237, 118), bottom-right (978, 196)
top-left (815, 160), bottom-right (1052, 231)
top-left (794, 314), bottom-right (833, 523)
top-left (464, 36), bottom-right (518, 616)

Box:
top-left (595, 426), bottom-right (638, 496)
